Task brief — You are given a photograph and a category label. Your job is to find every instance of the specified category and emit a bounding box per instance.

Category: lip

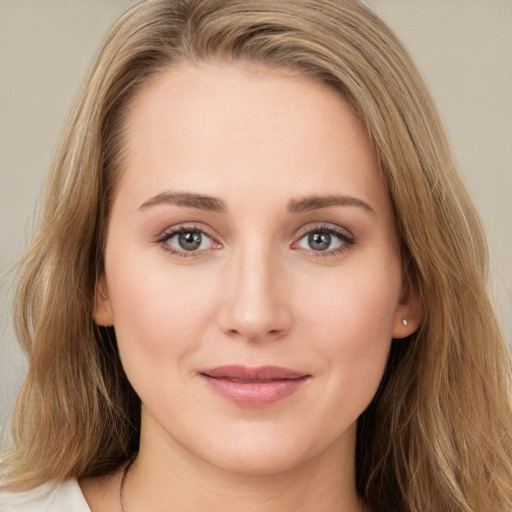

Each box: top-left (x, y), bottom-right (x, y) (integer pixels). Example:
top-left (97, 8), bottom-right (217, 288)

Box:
top-left (198, 365), bottom-right (311, 407)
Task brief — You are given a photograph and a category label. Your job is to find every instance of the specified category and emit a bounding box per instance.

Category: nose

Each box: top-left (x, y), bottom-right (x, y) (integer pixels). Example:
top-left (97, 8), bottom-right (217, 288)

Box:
top-left (216, 245), bottom-right (292, 342)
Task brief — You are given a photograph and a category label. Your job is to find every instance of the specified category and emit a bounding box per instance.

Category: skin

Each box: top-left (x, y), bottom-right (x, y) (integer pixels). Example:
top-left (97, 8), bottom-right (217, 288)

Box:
top-left (85, 62), bottom-right (421, 512)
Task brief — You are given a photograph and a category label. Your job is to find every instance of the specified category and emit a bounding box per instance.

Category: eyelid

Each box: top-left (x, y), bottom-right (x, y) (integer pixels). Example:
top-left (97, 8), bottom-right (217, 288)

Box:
top-left (154, 222), bottom-right (222, 257)
top-left (293, 222), bottom-right (354, 242)
top-left (153, 221), bottom-right (355, 259)
top-left (291, 222), bottom-right (356, 257)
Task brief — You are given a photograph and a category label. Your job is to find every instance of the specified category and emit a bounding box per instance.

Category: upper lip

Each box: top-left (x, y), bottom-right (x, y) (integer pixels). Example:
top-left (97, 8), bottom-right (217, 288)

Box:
top-left (199, 365), bottom-right (309, 382)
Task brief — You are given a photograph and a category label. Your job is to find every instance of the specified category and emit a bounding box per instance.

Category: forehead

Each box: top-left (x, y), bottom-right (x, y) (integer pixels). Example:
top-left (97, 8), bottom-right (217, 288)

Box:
top-left (116, 62), bottom-right (387, 214)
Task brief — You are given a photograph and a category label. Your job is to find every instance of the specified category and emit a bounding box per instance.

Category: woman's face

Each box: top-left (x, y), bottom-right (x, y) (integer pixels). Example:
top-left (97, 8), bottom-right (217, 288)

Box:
top-left (96, 63), bottom-right (420, 475)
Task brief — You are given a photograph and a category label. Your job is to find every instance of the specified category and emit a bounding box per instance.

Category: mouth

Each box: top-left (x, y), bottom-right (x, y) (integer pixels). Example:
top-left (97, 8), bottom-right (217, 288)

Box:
top-left (198, 365), bottom-right (311, 407)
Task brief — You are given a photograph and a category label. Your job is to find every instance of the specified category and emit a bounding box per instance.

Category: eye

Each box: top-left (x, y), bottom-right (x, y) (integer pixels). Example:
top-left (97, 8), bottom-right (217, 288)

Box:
top-left (173, 230), bottom-right (209, 251)
top-left (300, 231), bottom-right (340, 251)
top-left (296, 230), bottom-right (342, 252)
top-left (157, 226), bottom-right (219, 257)
top-left (293, 224), bottom-right (354, 256)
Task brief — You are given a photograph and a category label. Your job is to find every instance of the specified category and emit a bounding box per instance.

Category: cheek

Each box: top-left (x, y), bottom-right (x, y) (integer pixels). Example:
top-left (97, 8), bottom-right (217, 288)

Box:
top-left (299, 290), bottom-right (395, 440)
top-left (305, 249), bottom-right (401, 343)
top-left (300, 258), bottom-right (401, 397)
top-left (106, 255), bottom-right (218, 359)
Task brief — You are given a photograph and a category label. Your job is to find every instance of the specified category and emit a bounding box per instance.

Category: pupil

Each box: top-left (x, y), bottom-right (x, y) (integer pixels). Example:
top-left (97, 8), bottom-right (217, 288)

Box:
top-left (309, 232), bottom-right (331, 251)
top-left (179, 231), bottom-right (202, 250)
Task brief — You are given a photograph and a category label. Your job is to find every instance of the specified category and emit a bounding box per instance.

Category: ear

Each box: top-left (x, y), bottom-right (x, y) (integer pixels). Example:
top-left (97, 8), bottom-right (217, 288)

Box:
top-left (392, 276), bottom-right (422, 339)
top-left (93, 274), bottom-right (114, 326)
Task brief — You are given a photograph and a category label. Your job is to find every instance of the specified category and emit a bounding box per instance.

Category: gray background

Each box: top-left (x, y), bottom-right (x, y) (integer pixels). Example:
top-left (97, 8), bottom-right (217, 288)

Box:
top-left (1, 1), bottom-right (511, 450)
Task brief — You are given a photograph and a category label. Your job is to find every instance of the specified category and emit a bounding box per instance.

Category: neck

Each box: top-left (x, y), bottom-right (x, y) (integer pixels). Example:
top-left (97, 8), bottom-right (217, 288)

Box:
top-left (122, 420), bottom-right (363, 512)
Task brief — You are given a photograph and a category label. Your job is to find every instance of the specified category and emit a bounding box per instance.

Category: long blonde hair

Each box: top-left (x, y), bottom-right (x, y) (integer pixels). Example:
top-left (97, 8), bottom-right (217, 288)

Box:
top-left (2, 1), bottom-right (511, 510)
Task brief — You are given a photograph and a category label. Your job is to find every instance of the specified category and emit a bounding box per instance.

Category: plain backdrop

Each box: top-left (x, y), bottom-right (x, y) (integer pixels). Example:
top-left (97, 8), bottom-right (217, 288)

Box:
top-left (1, 0), bottom-right (511, 450)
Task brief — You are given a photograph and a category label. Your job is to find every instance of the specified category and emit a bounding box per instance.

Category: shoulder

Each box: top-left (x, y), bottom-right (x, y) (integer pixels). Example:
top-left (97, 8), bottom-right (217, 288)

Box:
top-left (0, 479), bottom-right (90, 512)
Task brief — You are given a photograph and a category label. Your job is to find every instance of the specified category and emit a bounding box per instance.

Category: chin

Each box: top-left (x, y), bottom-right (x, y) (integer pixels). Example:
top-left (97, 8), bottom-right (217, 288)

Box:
top-left (185, 423), bottom-right (346, 477)
top-left (210, 443), bottom-right (312, 476)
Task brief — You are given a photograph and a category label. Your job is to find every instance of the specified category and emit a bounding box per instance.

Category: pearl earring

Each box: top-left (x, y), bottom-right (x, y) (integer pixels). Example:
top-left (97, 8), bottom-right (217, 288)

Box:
top-left (402, 319), bottom-right (408, 327)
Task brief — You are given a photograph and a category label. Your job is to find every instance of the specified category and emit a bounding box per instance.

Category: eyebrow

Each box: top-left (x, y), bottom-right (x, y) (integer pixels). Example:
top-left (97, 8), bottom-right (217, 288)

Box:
top-left (287, 195), bottom-right (375, 215)
top-left (138, 191), bottom-right (226, 213)
top-left (138, 191), bottom-right (374, 215)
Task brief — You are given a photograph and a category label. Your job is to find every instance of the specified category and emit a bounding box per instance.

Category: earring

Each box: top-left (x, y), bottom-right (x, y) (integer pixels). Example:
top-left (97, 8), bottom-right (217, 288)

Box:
top-left (402, 319), bottom-right (408, 327)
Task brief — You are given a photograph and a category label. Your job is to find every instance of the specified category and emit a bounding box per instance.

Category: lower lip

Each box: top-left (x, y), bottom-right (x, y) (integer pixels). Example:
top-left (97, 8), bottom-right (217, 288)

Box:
top-left (200, 375), bottom-right (310, 407)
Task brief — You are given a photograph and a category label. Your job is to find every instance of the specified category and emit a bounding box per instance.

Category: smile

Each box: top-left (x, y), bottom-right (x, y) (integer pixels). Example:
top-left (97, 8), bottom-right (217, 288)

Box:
top-left (198, 365), bottom-right (311, 407)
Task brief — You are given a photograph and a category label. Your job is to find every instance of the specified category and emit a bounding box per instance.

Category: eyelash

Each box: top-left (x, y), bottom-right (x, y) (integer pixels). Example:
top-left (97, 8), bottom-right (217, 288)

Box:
top-left (154, 223), bottom-right (356, 259)
top-left (155, 224), bottom-right (219, 258)
top-left (293, 223), bottom-right (356, 258)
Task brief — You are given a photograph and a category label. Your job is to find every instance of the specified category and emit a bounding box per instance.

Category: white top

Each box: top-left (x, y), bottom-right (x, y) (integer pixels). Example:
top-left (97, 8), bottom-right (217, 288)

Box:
top-left (0, 479), bottom-right (90, 512)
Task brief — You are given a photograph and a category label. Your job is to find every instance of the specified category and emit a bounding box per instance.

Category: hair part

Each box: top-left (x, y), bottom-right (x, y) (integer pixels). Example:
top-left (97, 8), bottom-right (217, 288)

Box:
top-left (2, 1), bottom-right (511, 510)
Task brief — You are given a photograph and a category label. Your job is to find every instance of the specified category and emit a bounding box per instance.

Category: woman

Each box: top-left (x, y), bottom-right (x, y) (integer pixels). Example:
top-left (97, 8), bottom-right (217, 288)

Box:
top-left (1, 0), bottom-right (511, 511)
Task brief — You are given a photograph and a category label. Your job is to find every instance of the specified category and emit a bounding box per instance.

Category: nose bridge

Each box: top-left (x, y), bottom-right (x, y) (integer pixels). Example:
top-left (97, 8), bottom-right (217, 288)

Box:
top-left (218, 237), bottom-right (290, 341)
